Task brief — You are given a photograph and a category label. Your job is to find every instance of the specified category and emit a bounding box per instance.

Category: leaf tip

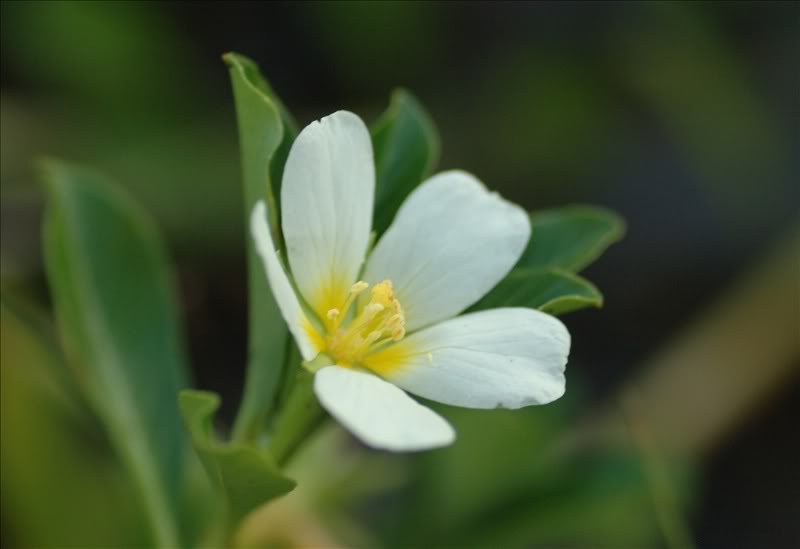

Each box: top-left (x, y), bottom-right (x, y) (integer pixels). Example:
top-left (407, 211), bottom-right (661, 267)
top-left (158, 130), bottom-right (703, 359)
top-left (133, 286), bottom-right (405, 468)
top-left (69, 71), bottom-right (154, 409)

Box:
top-left (34, 156), bottom-right (64, 189)
top-left (222, 51), bottom-right (242, 67)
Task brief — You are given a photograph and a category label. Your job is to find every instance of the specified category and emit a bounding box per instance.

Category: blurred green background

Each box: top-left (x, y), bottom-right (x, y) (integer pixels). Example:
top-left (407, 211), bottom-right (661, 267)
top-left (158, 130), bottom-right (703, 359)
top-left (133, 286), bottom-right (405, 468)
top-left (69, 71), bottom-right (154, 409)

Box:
top-left (1, 1), bottom-right (798, 548)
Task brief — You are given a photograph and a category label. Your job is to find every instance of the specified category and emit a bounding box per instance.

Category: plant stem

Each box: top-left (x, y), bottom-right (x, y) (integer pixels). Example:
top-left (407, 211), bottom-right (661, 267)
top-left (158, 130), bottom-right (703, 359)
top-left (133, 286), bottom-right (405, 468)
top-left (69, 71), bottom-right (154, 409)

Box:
top-left (268, 368), bottom-right (326, 466)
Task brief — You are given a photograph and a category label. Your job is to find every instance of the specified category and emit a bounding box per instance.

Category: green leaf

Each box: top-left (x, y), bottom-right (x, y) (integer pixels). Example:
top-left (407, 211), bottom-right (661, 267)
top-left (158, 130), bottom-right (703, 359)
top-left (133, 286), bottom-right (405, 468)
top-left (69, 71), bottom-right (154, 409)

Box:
top-left (41, 159), bottom-right (189, 547)
top-left (371, 89), bottom-right (440, 234)
top-left (0, 293), bottom-right (87, 414)
top-left (179, 390), bottom-right (296, 528)
top-left (224, 52), bottom-right (294, 442)
top-left (519, 205), bottom-right (625, 272)
top-left (1, 300), bottom-right (151, 548)
top-left (469, 268), bottom-right (603, 316)
top-left (224, 52), bottom-right (298, 215)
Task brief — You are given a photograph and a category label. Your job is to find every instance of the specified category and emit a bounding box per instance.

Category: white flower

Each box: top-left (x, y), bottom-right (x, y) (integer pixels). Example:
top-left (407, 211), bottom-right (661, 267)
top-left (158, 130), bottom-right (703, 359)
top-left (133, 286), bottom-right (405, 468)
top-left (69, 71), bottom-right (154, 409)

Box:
top-left (251, 111), bottom-right (570, 452)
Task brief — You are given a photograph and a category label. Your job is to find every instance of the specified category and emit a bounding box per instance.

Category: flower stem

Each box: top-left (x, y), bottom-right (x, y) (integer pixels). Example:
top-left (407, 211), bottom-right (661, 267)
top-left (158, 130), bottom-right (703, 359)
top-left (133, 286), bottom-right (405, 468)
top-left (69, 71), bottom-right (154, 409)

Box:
top-left (268, 367), bottom-right (326, 466)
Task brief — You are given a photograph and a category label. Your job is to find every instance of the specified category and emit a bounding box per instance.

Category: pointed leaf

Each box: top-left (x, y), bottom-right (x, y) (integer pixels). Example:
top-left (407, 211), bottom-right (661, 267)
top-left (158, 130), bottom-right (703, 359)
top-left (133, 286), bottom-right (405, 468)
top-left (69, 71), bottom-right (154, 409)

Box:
top-left (1, 300), bottom-right (151, 548)
top-left (179, 390), bottom-right (295, 527)
top-left (224, 52), bottom-right (298, 215)
top-left (41, 159), bottom-right (189, 547)
top-left (371, 89), bottom-right (440, 234)
top-left (224, 52), bottom-right (294, 442)
top-left (519, 205), bottom-right (625, 272)
top-left (469, 268), bottom-right (603, 316)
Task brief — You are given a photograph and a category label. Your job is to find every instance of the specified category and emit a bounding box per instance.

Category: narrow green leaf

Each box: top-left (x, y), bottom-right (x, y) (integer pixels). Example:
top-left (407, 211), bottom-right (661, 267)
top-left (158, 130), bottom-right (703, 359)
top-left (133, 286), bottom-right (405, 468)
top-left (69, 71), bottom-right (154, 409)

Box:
top-left (41, 159), bottom-right (189, 547)
top-left (224, 52), bottom-right (293, 442)
top-left (224, 52), bottom-right (298, 215)
top-left (179, 390), bottom-right (295, 528)
top-left (0, 293), bottom-right (87, 414)
top-left (371, 89), bottom-right (440, 234)
top-left (469, 268), bottom-right (603, 316)
top-left (519, 205), bottom-right (625, 272)
top-left (1, 300), bottom-right (151, 548)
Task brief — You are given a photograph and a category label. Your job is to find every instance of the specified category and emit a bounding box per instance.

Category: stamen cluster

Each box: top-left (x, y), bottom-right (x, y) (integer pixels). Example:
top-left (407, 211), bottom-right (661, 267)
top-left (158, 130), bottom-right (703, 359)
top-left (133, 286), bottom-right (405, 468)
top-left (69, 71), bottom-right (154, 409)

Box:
top-left (325, 280), bottom-right (406, 366)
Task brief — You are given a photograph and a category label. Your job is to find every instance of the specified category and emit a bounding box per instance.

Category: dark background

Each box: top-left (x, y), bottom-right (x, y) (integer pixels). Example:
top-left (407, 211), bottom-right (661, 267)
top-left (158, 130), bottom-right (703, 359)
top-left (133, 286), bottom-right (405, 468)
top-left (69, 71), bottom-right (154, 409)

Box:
top-left (2, 2), bottom-right (798, 547)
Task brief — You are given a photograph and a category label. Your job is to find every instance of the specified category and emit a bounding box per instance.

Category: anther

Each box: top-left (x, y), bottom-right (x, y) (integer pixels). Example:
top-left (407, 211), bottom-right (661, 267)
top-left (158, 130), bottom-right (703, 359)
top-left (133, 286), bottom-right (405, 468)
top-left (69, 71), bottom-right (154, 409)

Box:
top-left (350, 281), bottom-right (369, 294)
top-left (324, 278), bottom-right (408, 365)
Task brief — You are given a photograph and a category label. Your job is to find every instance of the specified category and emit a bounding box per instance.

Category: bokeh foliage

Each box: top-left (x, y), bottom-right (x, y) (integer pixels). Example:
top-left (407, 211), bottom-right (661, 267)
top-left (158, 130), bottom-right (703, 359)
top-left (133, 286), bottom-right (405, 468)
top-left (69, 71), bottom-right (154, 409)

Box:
top-left (1, 1), bottom-right (798, 548)
top-left (3, 53), bottom-right (636, 547)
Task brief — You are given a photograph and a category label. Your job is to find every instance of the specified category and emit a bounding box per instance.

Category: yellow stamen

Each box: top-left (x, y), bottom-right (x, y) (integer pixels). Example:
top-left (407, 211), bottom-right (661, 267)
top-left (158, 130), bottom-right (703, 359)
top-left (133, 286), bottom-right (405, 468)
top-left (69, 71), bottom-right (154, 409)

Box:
top-left (324, 280), bottom-right (370, 331)
top-left (323, 280), bottom-right (407, 367)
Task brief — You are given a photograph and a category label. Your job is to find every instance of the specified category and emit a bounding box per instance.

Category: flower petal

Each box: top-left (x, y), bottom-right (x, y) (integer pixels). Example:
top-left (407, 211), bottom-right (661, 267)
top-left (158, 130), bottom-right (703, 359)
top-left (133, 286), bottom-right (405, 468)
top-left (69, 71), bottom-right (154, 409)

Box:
top-left (251, 201), bottom-right (320, 361)
top-left (281, 111), bottom-right (375, 320)
top-left (366, 308), bottom-right (569, 409)
top-left (362, 171), bottom-right (530, 332)
top-left (313, 365), bottom-right (455, 452)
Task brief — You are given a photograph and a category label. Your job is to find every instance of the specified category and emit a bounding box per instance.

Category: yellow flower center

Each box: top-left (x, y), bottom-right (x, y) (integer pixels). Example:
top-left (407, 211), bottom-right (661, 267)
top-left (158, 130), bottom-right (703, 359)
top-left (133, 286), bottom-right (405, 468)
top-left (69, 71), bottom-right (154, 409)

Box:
top-left (323, 280), bottom-right (406, 367)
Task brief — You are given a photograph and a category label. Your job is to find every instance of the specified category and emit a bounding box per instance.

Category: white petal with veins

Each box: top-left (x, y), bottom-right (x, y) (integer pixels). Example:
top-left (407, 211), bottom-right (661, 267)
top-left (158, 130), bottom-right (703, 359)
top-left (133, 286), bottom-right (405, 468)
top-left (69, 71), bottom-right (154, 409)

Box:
top-left (378, 308), bottom-right (569, 409)
top-left (251, 201), bottom-right (318, 360)
top-left (363, 171), bottom-right (530, 332)
top-left (314, 365), bottom-right (455, 451)
top-left (281, 111), bottom-right (374, 319)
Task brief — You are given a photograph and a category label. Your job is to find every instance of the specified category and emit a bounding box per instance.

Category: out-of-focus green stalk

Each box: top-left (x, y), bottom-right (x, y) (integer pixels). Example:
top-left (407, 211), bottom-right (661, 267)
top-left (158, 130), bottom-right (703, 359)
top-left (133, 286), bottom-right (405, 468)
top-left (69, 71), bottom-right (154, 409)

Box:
top-left (268, 364), bottom-right (327, 467)
top-left (622, 391), bottom-right (695, 549)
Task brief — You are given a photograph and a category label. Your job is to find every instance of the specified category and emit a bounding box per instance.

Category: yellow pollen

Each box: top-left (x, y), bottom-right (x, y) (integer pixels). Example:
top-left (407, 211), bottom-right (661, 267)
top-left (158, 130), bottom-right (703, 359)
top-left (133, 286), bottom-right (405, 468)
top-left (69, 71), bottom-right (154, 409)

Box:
top-left (324, 280), bottom-right (407, 366)
top-left (350, 281), bottom-right (369, 294)
top-left (323, 280), bottom-right (371, 331)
